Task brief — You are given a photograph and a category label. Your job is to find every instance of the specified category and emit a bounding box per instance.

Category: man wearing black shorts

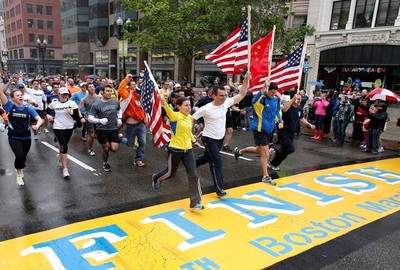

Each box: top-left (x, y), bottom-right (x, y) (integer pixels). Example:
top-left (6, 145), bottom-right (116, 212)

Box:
top-left (88, 85), bottom-right (121, 172)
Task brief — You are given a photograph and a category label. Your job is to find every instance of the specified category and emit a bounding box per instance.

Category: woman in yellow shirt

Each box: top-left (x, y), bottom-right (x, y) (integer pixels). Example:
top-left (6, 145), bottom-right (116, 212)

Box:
top-left (152, 95), bottom-right (204, 211)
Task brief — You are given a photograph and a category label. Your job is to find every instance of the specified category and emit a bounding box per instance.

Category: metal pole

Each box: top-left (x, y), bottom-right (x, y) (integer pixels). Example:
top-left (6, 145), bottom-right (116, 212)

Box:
top-left (123, 56), bottom-right (126, 77)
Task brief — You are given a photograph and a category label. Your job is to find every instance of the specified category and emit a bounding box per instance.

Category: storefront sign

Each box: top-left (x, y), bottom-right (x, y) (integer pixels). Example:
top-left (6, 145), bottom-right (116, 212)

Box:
top-left (347, 32), bottom-right (389, 44)
top-left (341, 67), bottom-right (387, 73)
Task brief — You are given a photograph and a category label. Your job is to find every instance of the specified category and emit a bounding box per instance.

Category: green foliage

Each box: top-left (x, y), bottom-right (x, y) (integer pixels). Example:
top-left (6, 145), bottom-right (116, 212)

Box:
top-left (122, 0), bottom-right (315, 78)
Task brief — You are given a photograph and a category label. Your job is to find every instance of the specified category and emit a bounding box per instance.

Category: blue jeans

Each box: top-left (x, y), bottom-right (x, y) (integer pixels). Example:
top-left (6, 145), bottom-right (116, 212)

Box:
top-left (196, 136), bottom-right (224, 191)
top-left (245, 106), bottom-right (253, 129)
top-left (124, 122), bottom-right (146, 162)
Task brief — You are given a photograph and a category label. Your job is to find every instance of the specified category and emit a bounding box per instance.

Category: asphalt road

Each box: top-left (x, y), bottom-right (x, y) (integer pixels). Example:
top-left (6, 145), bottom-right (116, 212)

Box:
top-left (0, 126), bottom-right (399, 269)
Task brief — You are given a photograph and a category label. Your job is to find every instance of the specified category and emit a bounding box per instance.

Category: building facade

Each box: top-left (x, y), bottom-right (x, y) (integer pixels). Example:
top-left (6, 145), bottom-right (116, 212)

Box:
top-left (306, 0), bottom-right (400, 96)
top-left (2, 0), bottom-right (63, 75)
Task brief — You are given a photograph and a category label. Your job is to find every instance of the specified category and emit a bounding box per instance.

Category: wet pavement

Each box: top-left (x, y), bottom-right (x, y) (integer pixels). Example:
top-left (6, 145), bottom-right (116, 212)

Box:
top-left (0, 124), bottom-right (399, 269)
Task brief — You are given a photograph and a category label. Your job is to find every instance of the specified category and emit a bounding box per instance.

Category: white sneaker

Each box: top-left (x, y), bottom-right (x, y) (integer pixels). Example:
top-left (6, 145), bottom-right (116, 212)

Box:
top-left (16, 174), bottom-right (24, 186)
top-left (63, 168), bottom-right (70, 179)
top-left (57, 154), bottom-right (62, 167)
top-left (88, 149), bottom-right (95, 156)
top-left (378, 147), bottom-right (384, 153)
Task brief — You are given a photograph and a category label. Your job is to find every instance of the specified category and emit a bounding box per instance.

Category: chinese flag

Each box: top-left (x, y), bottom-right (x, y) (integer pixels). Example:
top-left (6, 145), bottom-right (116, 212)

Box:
top-left (250, 31), bottom-right (273, 92)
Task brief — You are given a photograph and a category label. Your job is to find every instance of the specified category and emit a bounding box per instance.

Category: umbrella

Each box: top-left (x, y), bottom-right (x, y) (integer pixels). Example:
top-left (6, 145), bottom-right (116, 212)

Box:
top-left (366, 88), bottom-right (400, 102)
top-left (308, 81), bottom-right (325, 87)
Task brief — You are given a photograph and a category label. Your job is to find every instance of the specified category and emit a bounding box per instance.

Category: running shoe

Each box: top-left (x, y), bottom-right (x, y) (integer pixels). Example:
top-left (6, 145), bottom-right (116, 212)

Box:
top-left (151, 174), bottom-right (160, 191)
top-left (63, 168), bottom-right (70, 179)
top-left (216, 189), bottom-right (228, 198)
top-left (88, 149), bottom-right (96, 156)
top-left (103, 162), bottom-right (111, 172)
top-left (190, 204), bottom-right (205, 211)
top-left (16, 174), bottom-right (24, 186)
top-left (267, 162), bottom-right (280, 171)
top-left (233, 147), bottom-right (242, 160)
top-left (261, 175), bottom-right (276, 186)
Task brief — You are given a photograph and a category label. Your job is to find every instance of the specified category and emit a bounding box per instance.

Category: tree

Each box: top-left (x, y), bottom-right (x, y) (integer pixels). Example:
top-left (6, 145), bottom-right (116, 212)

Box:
top-left (122, 0), bottom-right (315, 81)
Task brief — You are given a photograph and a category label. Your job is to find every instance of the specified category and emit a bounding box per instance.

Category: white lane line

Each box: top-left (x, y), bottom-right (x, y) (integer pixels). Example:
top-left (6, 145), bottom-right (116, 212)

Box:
top-left (41, 141), bottom-right (97, 172)
top-left (197, 145), bottom-right (254, 161)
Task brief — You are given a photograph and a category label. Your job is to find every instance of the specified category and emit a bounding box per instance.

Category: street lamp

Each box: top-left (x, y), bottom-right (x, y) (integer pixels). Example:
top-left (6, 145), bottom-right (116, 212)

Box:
top-left (116, 17), bottom-right (131, 79)
top-left (37, 38), bottom-right (47, 76)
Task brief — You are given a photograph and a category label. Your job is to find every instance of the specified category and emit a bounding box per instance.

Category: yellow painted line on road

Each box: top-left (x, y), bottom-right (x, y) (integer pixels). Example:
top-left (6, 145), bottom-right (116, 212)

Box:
top-left (1, 158), bottom-right (399, 269)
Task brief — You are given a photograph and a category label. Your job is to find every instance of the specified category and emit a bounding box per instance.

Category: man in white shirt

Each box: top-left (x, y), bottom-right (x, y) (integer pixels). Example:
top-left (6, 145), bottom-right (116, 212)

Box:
top-left (193, 72), bottom-right (250, 197)
top-left (25, 80), bottom-right (47, 139)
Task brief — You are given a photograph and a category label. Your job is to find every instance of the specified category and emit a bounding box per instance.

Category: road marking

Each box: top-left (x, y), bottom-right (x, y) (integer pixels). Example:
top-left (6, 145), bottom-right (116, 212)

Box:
top-left (198, 145), bottom-right (254, 161)
top-left (41, 141), bottom-right (97, 172)
top-left (1, 158), bottom-right (399, 269)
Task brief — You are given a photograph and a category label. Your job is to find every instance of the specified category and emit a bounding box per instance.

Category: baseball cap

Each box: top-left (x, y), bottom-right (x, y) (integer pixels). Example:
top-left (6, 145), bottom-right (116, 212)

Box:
top-left (80, 82), bottom-right (88, 87)
top-left (59, 87), bottom-right (69, 94)
top-left (15, 83), bottom-right (25, 89)
top-left (175, 83), bottom-right (181, 88)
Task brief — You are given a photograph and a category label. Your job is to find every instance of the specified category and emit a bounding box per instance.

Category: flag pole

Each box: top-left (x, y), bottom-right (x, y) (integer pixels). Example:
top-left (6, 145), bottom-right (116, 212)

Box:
top-left (144, 60), bottom-right (160, 93)
top-left (247, 5), bottom-right (251, 71)
top-left (297, 38), bottom-right (308, 93)
top-left (266, 25), bottom-right (276, 91)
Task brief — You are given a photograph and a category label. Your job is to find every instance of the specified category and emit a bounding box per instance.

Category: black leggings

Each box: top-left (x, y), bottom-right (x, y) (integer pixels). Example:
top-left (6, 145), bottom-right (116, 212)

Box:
top-left (8, 137), bottom-right (32, 169)
top-left (54, 129), bottom-right (73, 154)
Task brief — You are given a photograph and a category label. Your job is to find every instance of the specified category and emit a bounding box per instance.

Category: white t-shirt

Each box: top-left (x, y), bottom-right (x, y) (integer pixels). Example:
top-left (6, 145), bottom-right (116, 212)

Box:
top-left (193, 98), bottom-right (234, 140)
top-left (49, 99), bottom-right (77, 129)
top-left (25, 88), bottom-right (46, 110)
top-left (22, 93), bottom-right (35, 107)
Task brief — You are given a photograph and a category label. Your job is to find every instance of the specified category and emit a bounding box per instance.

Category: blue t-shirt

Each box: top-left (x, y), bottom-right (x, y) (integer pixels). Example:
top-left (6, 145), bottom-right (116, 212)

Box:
top-left (4, 99), bottom-right (38, 139)
top-left (70, 91), bottom-right (88, 114)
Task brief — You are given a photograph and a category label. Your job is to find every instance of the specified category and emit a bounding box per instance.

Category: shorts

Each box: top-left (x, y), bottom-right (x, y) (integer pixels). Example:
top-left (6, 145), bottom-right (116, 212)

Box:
top-left (85, 121), bottom-right (96, 133)
top-left (253, 130), bottom-right (273, 146)
top-left (225, 115), bottom-right (233, 128)
top-left (96, 130), bottom-right (120, 144)
top-left (35, 110), bottom-right (47, 119)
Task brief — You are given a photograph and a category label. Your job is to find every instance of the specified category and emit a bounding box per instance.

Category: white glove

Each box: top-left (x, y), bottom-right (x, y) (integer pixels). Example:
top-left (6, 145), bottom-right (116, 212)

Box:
top-left (117, 118), bottom-right (122, 126)
top-left (99, 118), bottom-right (108, 125)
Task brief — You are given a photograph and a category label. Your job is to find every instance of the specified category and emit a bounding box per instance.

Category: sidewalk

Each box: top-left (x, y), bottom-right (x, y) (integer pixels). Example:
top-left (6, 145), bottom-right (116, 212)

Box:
top-left (302, 103), bottom-right (400, 151)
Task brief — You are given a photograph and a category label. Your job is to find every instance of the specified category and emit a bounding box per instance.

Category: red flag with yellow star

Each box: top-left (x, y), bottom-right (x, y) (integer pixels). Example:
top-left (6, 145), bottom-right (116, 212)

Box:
top-left (249, 31), bottom-right (273, 93)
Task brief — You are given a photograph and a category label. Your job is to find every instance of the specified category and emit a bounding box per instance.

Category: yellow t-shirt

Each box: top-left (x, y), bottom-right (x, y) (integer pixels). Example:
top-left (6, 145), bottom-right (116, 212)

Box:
top-left (163, 104), bottom-right (196, 150)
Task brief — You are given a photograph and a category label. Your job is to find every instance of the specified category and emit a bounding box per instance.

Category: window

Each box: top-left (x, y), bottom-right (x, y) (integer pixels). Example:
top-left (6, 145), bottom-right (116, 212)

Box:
top-left (47, 35), bottom-right (54, 44)
top-left (16, 19), bottom-right (21, 29)
top-left (293, 15), bottom-right (307, 28)
top-left (376, 0), bottom-right (400, 26)
top-left (46, 6), bottom-right (52, 15)
top-left (18, 34), bottom-right (22, 44)
top-left (30, 48), bottom-right (38, 58)
top-left (330, 0), bottom-right (351, 30)
top-left (37, 5), bottom-right (43, 14)
top-left (19, 49), bottom-right (24, 58)
top-left (28, 19), bottom-right (34, 28)
top-left (38, 20), bottom-right (44, 29)
top-left (354, 0), bottom-right (376, 28)
top-left (27, 4), bottom-right (33, 13)
top-left (47, 21), bottom-right (53, 30)
top-left (95, 51), bottom-right (109, 63)
top-left (15, 4), bottom-right (21, 14)
top-left (29, 33), bottom-right (35, 43)
top-left (47, 50), bottom-right (55, 59)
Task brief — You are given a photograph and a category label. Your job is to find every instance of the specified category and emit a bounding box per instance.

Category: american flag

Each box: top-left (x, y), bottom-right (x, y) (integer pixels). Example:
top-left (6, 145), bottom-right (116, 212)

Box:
top-left (205, 18), bottom-right (248, 74)
top-left (140, 68), bottom-right (171, 147)
top-left (270, 43), bottom-right (304, 92)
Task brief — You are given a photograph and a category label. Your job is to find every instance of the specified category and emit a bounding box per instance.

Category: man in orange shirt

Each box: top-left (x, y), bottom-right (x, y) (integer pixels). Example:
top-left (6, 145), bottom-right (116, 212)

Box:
top-left (118, 74), bottom-right (147, 167)
top-left (67, 78), bottom-right (80, 95)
